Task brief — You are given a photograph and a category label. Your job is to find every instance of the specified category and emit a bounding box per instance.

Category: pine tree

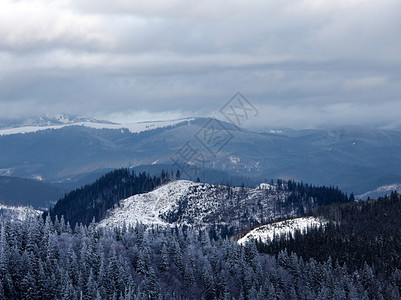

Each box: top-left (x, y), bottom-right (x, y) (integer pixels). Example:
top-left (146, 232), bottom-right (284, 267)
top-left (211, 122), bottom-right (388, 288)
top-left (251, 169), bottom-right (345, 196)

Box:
top-left (107, 245), bottom-right (120, 296)
top-left (86, 269), bottom-right (98, 299)
top-left (144, 267), bottom-right (159, 300)
top-left (159, 242), bottom-right (170, 274)
top-left (202, 261), bottom-right (216, 300)
top-left (67, 245), bottom-right (79, 286)
top-left (0, 224), bottom-right (9, 277)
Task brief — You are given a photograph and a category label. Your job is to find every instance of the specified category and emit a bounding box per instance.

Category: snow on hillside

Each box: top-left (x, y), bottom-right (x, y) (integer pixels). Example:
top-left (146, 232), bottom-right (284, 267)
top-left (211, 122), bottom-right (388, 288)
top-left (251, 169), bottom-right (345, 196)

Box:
top-left (0, 117), bottom-right (195, 136)
top-left (98, 180), bottom-right (298, 229)
top-left (257, 183), bottom-right (276, 191)
top-left (98, 180), bottom-right (195, 227)
top-left (0, 204), bottom-right (41, 221)
top-left (98, 180), bottom-right (236, 228)
top-left (356, 183), bottom-right (401, 200)
top-left (237, 216), bottom-right (327, 245)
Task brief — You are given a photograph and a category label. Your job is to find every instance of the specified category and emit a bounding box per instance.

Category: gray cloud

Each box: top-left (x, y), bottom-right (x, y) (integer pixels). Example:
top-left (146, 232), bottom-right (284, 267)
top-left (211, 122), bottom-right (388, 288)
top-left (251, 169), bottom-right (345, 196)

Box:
top-left (0, 0), bottom-right (400, 129)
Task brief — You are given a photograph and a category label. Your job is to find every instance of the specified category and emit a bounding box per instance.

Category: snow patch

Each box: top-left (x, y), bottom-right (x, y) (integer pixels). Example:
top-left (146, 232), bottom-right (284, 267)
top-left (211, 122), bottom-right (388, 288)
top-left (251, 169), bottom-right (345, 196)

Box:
top-left (98, 180), bottom-right (198, 227)
top-left (0, 168), bottom-right (12, 176)
top-left (257, 183), bottom-right (276, 191)
top-left (33, 174), bottom-right (43, 181)
top-left (0, 118), bottom-right (195, 136)
top-left (357, 183), bottom-right (401, 200)
top-left (229, 156), bottom-right (240, 164)
top-left (238, 216), bottom-right (327, 245)
top-left (0, 204), bottom-right (41, 221)
top-left (269, 130), bottom-right (283, 134)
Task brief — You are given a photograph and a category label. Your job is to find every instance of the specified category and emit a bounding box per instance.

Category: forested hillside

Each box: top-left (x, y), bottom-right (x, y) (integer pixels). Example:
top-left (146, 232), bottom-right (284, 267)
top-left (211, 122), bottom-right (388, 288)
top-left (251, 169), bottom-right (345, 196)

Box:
top-left (255, 192), bottom-right (401, 299)
top-left (3, 119), bottom-right (401, 195)
top-left (48, 169), bottom-right (169, 227)
top-left (1, 215), bottom-right (399, 299)
top-left (2, 169), bottom-right (400, 299)
top-left (48, 169), bottom-right (351, 232)
top-left (0, 176), bottom-right (64, 209)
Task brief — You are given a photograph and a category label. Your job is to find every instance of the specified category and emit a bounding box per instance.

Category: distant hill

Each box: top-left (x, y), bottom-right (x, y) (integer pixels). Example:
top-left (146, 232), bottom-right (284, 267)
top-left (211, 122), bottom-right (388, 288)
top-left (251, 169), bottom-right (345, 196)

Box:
top-left (49, 168), bottom-right (351, 232)
top-left (2, 116), bottom-right (401, 194)
top-left (98, 179), bottom-right (350, 232)
top-left (356, 183), bottom-right (401, 199)
top-left (255, 192), bottom-right (401, 283)
top-left (0, 114), bottom-right (114, 129)
top-left (0, 176), bottom-right (65, 209)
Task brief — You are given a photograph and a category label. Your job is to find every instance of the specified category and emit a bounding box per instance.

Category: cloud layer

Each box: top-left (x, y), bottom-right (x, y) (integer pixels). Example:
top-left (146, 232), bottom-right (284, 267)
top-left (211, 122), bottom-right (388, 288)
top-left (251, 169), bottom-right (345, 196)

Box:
top-left (1, 0), bottom-right (400, 129)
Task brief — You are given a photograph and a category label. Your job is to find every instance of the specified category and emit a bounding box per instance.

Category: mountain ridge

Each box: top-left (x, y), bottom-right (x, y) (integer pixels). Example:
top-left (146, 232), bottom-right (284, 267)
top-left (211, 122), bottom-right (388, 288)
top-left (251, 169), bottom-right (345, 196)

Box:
top-left (1, 116), bottom-right (401, 195)
top-left (0, 114), bottom-right (196, 136)
top-left (0, 175), bottom-right (65, 209)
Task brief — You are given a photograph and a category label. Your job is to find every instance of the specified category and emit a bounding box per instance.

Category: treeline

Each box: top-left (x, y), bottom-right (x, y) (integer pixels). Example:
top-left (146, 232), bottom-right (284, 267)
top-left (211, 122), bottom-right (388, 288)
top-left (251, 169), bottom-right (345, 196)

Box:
top-left (257, 191), bottom-right (401, 297)
top-left (1, 216), bottom-right (398, 299)
top-left (286, 180), bottom-right (351, 209)
top-left (48, 169), bottom-right (170, 228)
top-left (48, 170), bottom-right (353, 232)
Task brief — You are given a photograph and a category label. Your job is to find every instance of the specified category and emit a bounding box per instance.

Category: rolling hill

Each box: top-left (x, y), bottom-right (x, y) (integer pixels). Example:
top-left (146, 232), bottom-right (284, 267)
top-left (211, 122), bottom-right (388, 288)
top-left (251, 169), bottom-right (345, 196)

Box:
top-left (0, 176), bottom-right (65, 209)
top-left (1, 115), bottom-right (401, 196)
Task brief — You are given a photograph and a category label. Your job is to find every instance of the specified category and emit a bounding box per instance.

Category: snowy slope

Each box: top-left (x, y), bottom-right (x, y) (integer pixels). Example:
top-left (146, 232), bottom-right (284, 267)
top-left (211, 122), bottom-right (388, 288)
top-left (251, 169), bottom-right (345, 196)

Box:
top-left (0, 204), bottom-right (41, 221)
top-left (0, 117), bottom-right (195, 136)
top-left (98, 180), bottom-right (194, 227)
top-left (98, 180), bottom-right (303, 229)
top-left (356, 183), bottom-right (401, 200)
top-left (237, 216), bottom-right (327, 245)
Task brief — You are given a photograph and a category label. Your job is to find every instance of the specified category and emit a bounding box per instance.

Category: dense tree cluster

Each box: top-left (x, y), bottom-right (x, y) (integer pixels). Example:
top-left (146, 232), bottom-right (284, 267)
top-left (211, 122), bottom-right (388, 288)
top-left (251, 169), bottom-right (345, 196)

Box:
top-left (286, 180), bottom-right (351, 210)
top-left (1, 214), bottom-right (396, 300)
top-left (257, 192), bottom-right (401, 299)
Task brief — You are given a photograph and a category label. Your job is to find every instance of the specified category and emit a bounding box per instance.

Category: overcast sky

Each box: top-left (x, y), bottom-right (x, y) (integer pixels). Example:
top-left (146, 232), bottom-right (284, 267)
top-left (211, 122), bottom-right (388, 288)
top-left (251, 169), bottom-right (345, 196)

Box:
top-left (0, 0), bottom-right (400, 129)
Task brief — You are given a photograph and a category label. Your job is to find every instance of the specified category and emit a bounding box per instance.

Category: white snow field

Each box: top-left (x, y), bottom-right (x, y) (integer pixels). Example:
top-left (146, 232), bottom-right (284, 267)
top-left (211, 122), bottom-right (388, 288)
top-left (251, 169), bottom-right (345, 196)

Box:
top-left (0, 118), bottom-right (195, 136)
top-left (237, 216), bottom-right (327, 245)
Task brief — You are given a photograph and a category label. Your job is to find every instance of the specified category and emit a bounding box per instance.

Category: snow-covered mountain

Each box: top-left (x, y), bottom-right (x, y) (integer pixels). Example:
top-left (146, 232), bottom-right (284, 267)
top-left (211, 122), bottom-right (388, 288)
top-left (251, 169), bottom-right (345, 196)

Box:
top-left (98, 180), bottom-right (304, 229)
top-left (0, 204), bottom-right (41, 221)
top-left (2, 115), bottom-right (401, 196)
top-left (0, 114), bottom-right (195, 136)
top-left (356, 183), bottom-right (401, 200)
top-left (0, 114), bottom-right (108, 129)
top-left (237, 216), bottom-right (327, 245)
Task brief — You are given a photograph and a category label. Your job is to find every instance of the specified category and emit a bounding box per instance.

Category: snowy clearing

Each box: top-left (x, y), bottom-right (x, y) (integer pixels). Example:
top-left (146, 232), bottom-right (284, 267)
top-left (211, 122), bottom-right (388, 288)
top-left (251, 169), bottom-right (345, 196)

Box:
top-left (0, 118), bottom-right (195, 136)
top-left (238, 216), bottom-right (327, 245)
